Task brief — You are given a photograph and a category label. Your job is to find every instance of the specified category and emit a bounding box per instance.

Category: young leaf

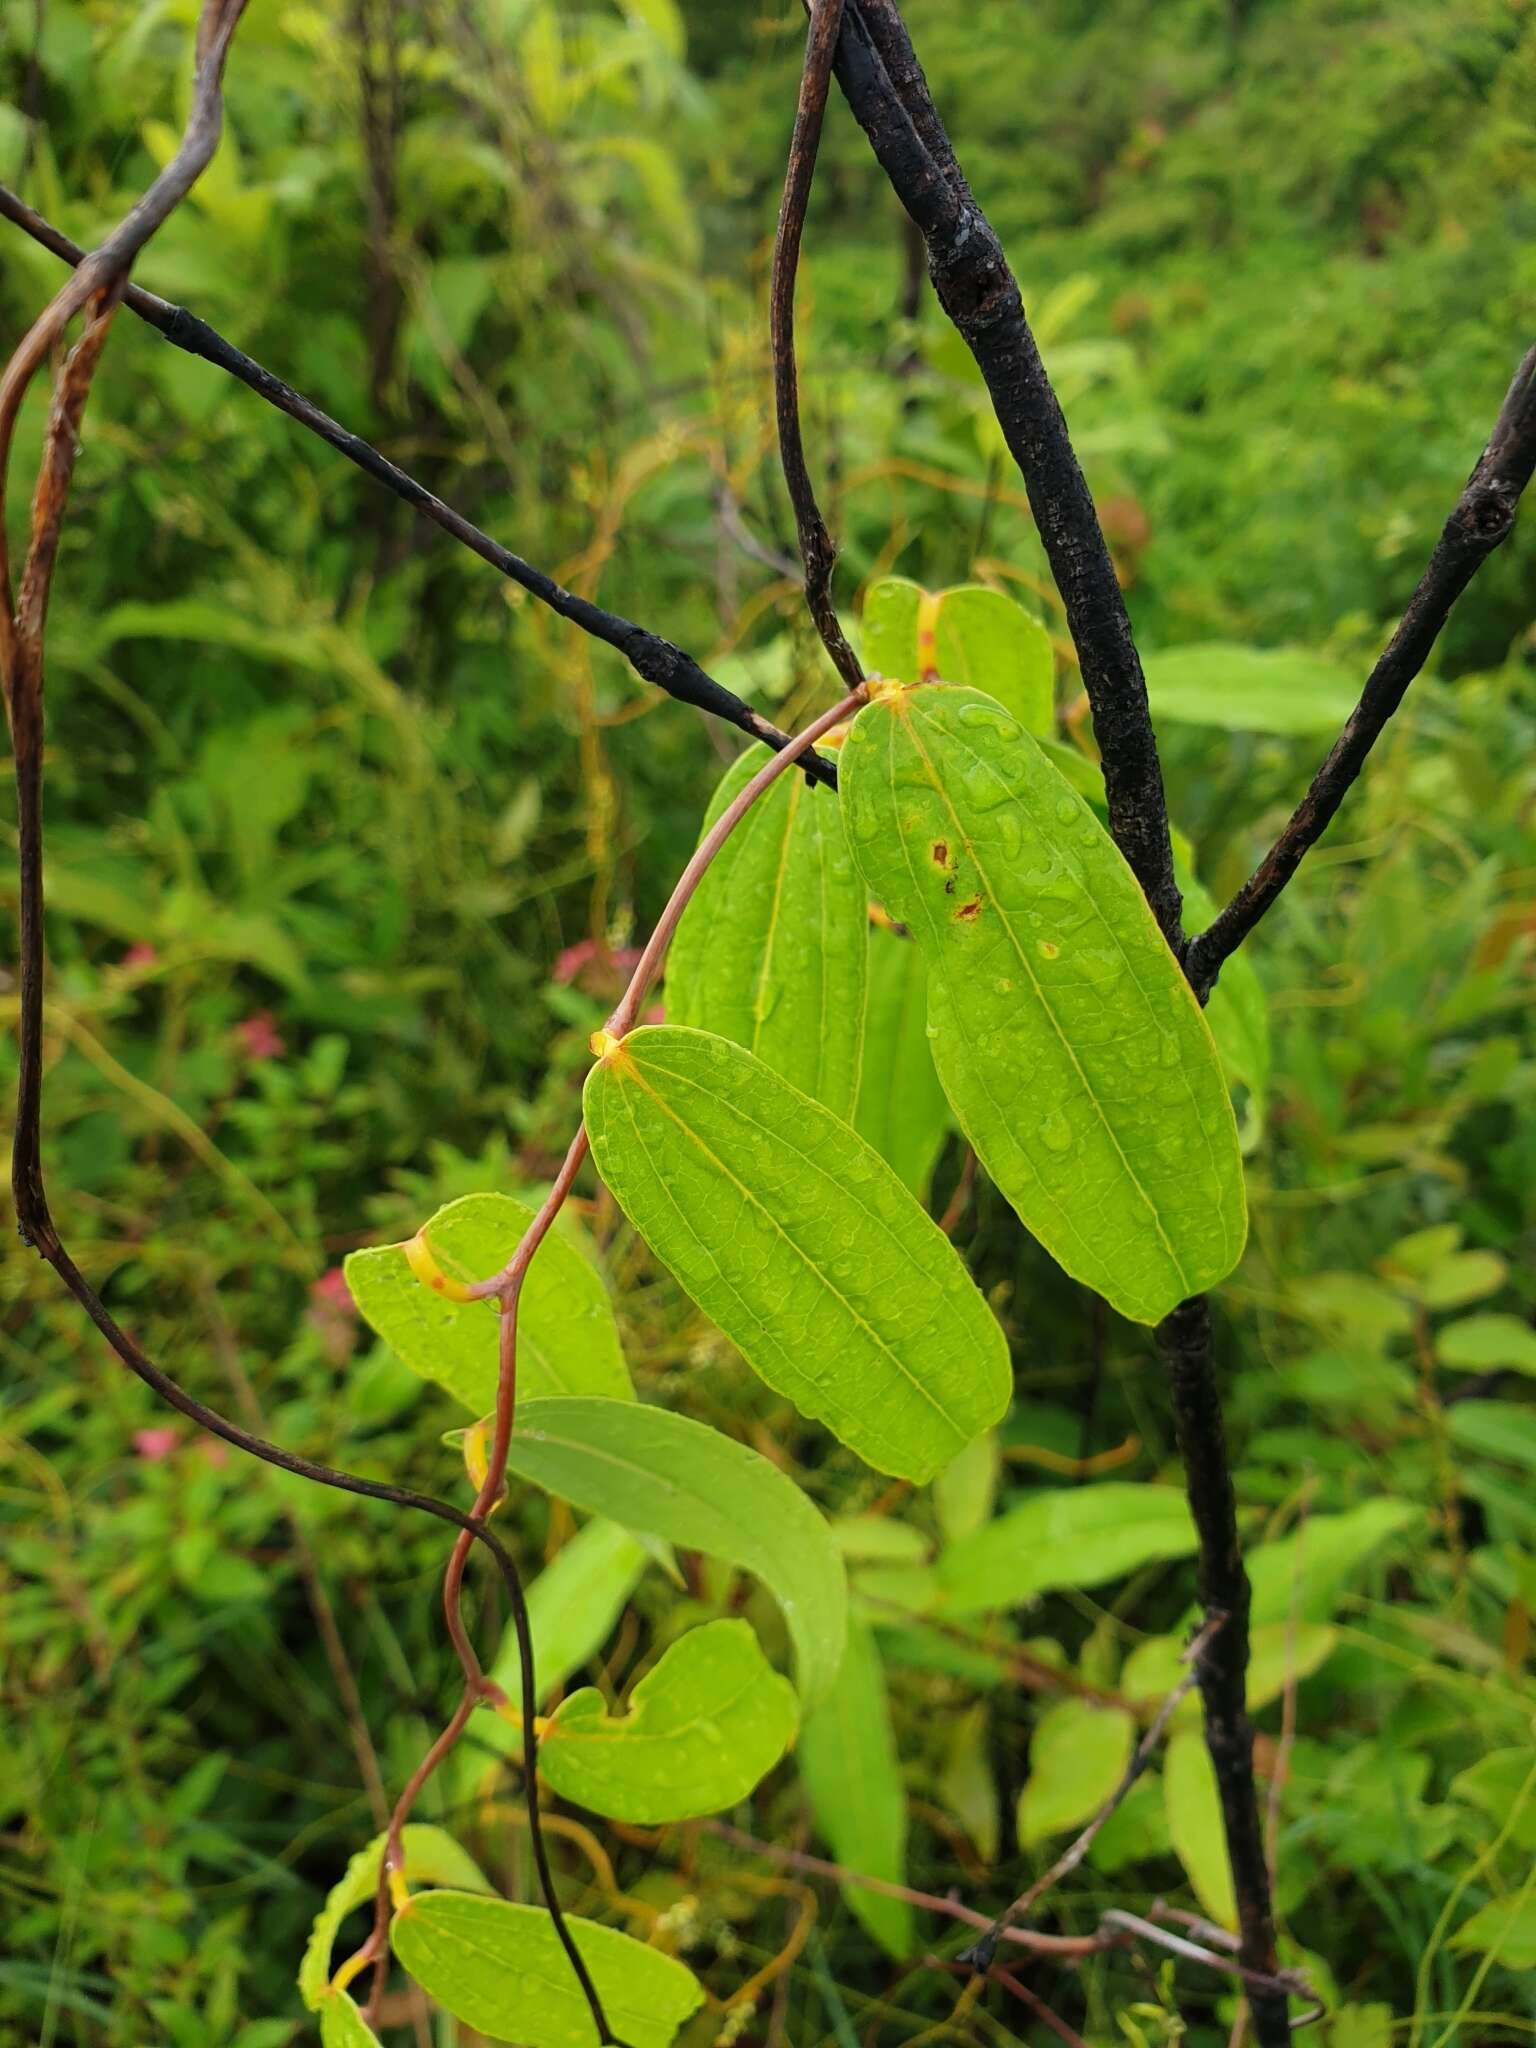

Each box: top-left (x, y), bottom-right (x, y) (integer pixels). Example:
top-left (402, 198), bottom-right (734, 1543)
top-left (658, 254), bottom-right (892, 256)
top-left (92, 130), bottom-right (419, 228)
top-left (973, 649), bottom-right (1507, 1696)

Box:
top-left (798, 1617), bottom-right (913, 1958)
top-left (862, 576), bottom-right (923, 683)
top-left (1436, 1313), bottom-right (1536, 1375)
top-left (391, 1891), bottom-right (703, 2048)
top-left (931, 585), bottom-right (1054, 735)
top-left (841, 685), bottom-right (1247, 1324)
top-left (300, 1826), bottom-right (491, 2008)
top-left (1141, 644), bottom-right (1360, 734)
top-left (503, 1397), bottom-right (847, 1704)
top-left (1164, 1725), bottom-right (1237, 1929)
top-left (666, 748), bottom-right (868, 1118)
top-left (456, 1519), bottom-right (651, 1793)
top-left (1449, 1891), bottom-right (1536, 1972)
top-left (939, 1702), bottom-right (999, 1861)
top-left (539, 1619), bottom-right (798, 1821)
top-left (936, 1484), bottom-right (1197, 1617)
top-left (583, 1026), bottom-right (1011, 1481)
top-left (319, 1994), bottom-right (381, 2048)
top-left (1017, 1699), bottom-right (1136, 1847)
top-left (345, 1193), bottom-right (631, 1414)
top-left (855, 921), bottom-right (952, 1197)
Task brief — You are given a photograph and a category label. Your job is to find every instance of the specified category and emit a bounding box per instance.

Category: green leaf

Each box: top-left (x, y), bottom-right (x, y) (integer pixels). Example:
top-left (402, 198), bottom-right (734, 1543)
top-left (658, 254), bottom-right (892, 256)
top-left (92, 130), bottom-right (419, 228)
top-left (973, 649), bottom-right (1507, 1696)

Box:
top-left (1017, 1699), bottom-right (1136, 1847)
top-left (862, 577), bottom-right (923, 684)
top-left (1164, 1726), bottom-right (1237, 1928)
top-left (799, 1617), bottom-right (913, 1957)
top-left (666, 750), bottom-right (868, 1118)
top-left (503, 1397), bottom-right (846, 1704)
top-left (300, 1827), bottom-right (491, 2009)
top-left (1247, 1501), bottom-right (1416, 1626)
top-left (345, 1193), bottom-right (631, 1414)
top-left (391, 1891), bottom-right (703, 2048)
top-left (457, 1519), bottom-right (651, 1793)
top-left (319, 1993), bottom-right (381, 2047)
top-left (933, 1430), bottom-right (1001, 1546)
top-left (583, 1026), bottom-right (1011, 1480)
top-left (1122, 1623), bottom-right (1336, 1715)
top-left (1417, 1249), bottom-right (1507, 1309)
top-left (1436, 1314), bottom-right (1536, 1376)
top-left (1449, 1750), bottom-right (1536, 1853)
top-left (1450, 1887), bottom-right (1536, 1971)
top-left (539, 1619), bottom-right (797, 1821)
top-left (855, 923), bottom-right (952, 1197)
top-left (1141, 644), bottom-right (1360, 734)
top-left (932, 585), bottom-right (1054, 735)
top-left (936, 1484), bottom-right (1197, 1618)
top-left (1446, 1400), bottom-right (1536, 1474)
top-left (1180, 863), bottom-right (1270, 1143)
top-left (939, 1703), bottom-right (999, 1861)
top-left (841, 685), bottom-right (1246, 1324)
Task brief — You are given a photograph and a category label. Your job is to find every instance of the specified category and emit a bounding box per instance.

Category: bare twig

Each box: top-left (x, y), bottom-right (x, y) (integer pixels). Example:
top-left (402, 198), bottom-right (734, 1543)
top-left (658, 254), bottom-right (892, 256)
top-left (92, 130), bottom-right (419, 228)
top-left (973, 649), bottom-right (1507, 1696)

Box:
top-left (1185, 343), bottom-right (1536, 997)
top-left (771, 0), bottom-right (864, 689)
top-left (828, 0), bottom-right (1183, 947)
top-left (0, 182), bottom-right (838, 789)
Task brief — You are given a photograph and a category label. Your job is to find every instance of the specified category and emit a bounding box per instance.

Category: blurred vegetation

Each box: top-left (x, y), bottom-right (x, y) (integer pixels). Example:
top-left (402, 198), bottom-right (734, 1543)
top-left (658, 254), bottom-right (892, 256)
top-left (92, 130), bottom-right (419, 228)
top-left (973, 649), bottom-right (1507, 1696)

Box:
top-left (2, 0), bottom-right (1535, 2043)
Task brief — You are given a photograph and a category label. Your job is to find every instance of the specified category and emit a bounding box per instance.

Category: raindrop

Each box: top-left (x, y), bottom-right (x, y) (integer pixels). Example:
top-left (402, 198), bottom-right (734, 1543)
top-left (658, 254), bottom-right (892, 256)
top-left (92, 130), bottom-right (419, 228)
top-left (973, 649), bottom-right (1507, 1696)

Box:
top-left (1038, 1110), bottom-right (1074, 1154)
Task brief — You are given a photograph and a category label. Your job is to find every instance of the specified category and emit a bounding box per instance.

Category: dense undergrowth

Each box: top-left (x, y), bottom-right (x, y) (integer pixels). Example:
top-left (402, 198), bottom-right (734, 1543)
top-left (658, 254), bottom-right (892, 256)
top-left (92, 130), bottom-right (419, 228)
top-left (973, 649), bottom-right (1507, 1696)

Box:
top-left (2, 1), bottom-right (1535, 2042)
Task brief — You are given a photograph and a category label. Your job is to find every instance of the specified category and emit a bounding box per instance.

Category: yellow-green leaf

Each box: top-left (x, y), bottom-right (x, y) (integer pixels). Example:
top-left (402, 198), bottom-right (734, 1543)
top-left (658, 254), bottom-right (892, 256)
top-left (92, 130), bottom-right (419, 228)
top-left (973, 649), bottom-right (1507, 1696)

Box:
top-left (936, 1483), bottom-right (1197, 1617)
top-left (861, 577), bottom-right (1054, 735)
top-left (841, 685), bottom-right (1246, 1323)
top-left (300, 1826), bottom-right (491, 2009)
top-left (666, 749), bottom-right (867, 1117)
top-left (392, 1891), bottom-right (703, 2048)
top-left (583, 1026), bottom-right (1011, 1481)
top-left (855, 921), bottom-right (952, 1196)
top-left (345, 1193), bottom-right (630, 1413)
top-left (1436, 1313), bottom-right (1536, 1376)
top-left (1018, 1698), bottom-right (1136, 1847)
top-left (799, 1617), bottom-right (913, 1957)
top-left (319, 1993), bottom-right (381, 2047)
top-left (502, 1397), bottom-right (846, 1704)
top-left (1164, 1725), bottom-right (1237, 1929)
top-left (540, 1618), bottom-right (797, 1821)
top-left (1142, 644), bottom-right (1359, 735)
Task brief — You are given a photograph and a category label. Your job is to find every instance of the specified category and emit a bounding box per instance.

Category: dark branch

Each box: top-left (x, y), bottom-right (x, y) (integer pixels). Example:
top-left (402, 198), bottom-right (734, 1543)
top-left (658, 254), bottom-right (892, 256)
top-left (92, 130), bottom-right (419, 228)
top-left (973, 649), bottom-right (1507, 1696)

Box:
top-left (771, 0), bottom-right (864, 690)
top-left (0, 183), bottom-right (838, 791)
top-left (830, 0), bottom-right (1184, 947)
top-left (1186, 342), bottom-right (1536, 996)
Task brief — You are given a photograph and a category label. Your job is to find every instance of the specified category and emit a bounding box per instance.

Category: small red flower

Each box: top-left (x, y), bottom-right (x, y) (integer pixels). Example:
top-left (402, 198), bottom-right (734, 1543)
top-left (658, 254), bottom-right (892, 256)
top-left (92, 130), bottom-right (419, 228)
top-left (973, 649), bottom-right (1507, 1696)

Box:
top-left (235, 1011), bottom-right (286, 1061)
top-left (133, 1427), bottom-right (180, 1461)
top-left (311, 1266), bottom-right (356, 1315)
top-left (121, 943), bottom-right (159, 971)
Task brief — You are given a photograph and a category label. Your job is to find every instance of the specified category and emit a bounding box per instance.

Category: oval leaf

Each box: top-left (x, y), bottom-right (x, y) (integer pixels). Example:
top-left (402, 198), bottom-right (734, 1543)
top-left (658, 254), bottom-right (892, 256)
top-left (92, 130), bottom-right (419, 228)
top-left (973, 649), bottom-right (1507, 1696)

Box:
top-left (666, 749), bottom-right (867, 1117)
top-left (300, 1825), bottom-right (491, 2008)
top-left (841, 685), bottom-right (1246, 1323)
top-left (540, 1618), bottom-right (797, 1822)
top-left (1142, 644), bottom-right (1360, 735)
top-left (1018, 1699), bottom-right (1136, 1848)
top-left (936, 1483), bottom-right (1197, 1618)
top-left (320, 1993), bottom-right (382, 2048)
top-left (346, 1193), bottom-right (630, 1413)
top-left (799, 1616), bottom-right (913, 1958)
top-left (392, 1891), bottom-right (702, 2048)
top-left (855, 921), bottom-right (952, 1197)
top-left (862, 576), bottom-right (923, 684)
top-left (583, 1025), bottom-right (1011, 1480)
top-left (503, 1396), bottom-right (846, 1704)
top-left (933, 584), bottom-right (1054, 735)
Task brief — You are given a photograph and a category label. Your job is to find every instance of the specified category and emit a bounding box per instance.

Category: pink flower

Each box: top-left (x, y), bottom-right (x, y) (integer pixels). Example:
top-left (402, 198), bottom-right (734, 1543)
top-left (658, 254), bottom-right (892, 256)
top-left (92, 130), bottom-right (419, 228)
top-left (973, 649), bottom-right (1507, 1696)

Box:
top-left (311, 1267), bottom-right (355, 1315)
top-left (551, 940), bottom-right (643, 992)
top-left (643, 1001), bottom-right (665, 1025)
top-left (133, 1427), bottom-right (180, 1461)
top-left (121, 944), bottom-right (159, 971)
top-left (235, 1011), bottom-right (286, 1061)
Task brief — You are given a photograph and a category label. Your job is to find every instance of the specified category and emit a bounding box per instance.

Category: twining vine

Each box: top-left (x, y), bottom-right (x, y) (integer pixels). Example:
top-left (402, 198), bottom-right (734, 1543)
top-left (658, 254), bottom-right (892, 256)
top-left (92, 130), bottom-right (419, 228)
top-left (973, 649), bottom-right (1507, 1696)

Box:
top-left (4, 4), bottom-right (1534, 2046)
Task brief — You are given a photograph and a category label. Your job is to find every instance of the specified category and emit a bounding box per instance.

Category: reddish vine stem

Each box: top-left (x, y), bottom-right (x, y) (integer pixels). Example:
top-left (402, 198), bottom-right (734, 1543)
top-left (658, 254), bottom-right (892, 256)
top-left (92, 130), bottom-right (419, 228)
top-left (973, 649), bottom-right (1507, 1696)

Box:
top-left (770, 0), bottom-right (864, 690)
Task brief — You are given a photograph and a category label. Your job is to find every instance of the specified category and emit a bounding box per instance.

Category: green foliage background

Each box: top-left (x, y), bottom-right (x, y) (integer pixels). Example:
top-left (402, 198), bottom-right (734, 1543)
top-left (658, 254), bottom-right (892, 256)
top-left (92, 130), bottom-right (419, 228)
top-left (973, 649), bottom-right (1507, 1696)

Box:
top-left (2, 0), bottom-right (1535, 2041)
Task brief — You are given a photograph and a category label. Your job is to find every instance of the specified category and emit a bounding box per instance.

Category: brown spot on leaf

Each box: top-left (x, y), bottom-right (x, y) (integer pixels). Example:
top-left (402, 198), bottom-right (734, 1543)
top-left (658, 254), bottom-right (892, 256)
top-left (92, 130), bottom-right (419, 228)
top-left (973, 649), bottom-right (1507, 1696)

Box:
top-left (932, 841), bottom-right (949, 866)
top-left (956, 900), bottom-right (982, 923)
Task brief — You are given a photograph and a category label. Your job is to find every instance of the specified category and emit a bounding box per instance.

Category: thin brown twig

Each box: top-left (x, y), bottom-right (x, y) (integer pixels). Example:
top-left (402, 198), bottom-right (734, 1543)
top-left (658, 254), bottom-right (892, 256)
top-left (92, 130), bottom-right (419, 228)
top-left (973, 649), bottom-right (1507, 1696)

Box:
top-left (770, 0), bottom-right (864, 690)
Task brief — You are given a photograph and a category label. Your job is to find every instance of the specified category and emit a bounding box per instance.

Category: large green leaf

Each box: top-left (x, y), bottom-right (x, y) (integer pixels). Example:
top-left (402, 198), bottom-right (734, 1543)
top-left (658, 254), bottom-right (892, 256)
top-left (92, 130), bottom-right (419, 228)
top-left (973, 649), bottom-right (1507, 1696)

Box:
top-left (583, 1026), bottom-right (1011, 1480)
top-left (799, 1617), bottom-right (913, 1957)
top-left (299, 1826), bottom-right (491, 2008)
top-left (345, 1193), bottom-right (631, 1413)
top-left (936, 1484), bottom-right (1198, 1617)
top-left (861, 577), bottom-right (1054, 735)
top-left (503, 1397), bottom-right (846, 1704)
top-left (854, 922), bottom-right (952, 1197)
top-left (665, 748), bottom-right (867, 1118)
top-left (1142, 643), bottom-right (1360, 734)
top-left (392, 1891), bottom-right (703, 2048)
top-left (540, 1619), bottom-right (798, 1821)
top-left (1164, 1726), bottom-right (1237, 1928)
top-left (1247, 1500), bottom-right (1416, 1626)
top-left (841, 685), bottom-right (1246, 1324)
top-left (1018, 1699), bottom-right (1136, 1847)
